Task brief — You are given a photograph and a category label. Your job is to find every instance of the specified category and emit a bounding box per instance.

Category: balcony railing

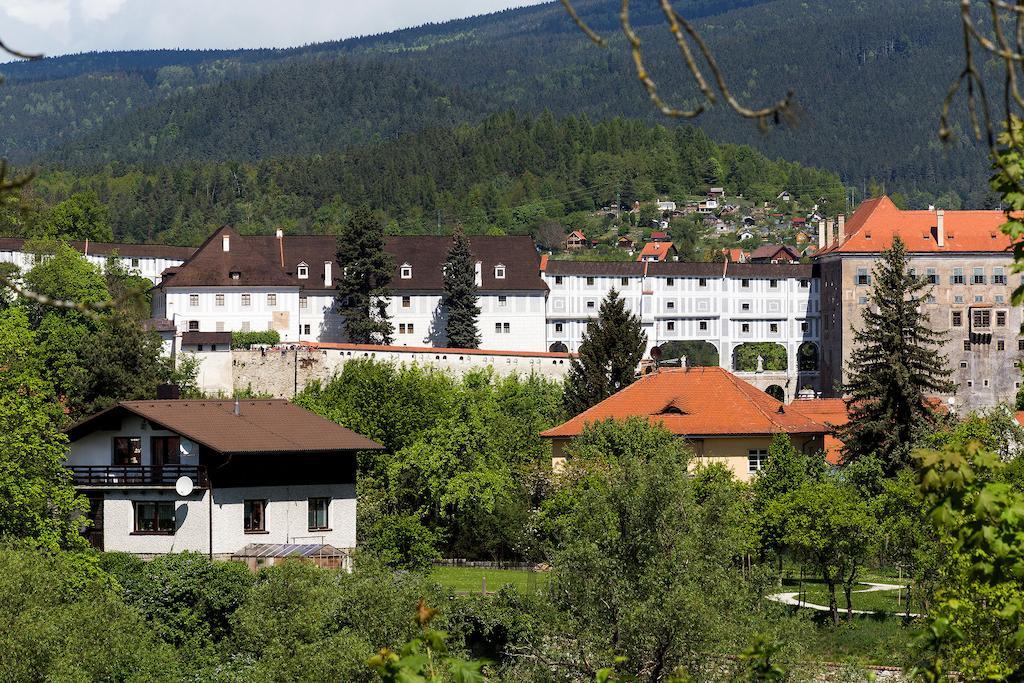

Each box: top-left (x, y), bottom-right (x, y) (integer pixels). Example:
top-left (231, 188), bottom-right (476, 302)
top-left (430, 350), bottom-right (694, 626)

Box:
top-left (70, 465), bottom-right (208, 489)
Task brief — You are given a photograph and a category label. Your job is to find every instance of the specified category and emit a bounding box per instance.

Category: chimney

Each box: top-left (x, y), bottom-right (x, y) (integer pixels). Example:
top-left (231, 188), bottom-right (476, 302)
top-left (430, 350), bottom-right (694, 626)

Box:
top-left (324, 261), bottom-right (332, 288)
top-left (222, 235), bottom-right (230, 252)
top-left (276, 229), bottom-right (284, 267)
top-left (84, 238), bottom-right (89, 256)
top-left (817, 220), bottom-right (826, 249)
top-left (836, 214), bottom-right (846, 243)
top-left (474, 261), bottom-right (482, 287)
top-left (234, 399), bottom-right (240, 416)
top-left (936, 209), bottom-right (945, 247)
top-left (824, 219), bottom-right (834, 247)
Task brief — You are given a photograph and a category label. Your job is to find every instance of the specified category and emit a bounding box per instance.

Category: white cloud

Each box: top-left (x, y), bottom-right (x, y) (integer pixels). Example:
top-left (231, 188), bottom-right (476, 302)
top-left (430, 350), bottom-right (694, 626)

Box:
top-left (0, 0), bottom-right (70, 30)
top-left (79, 0), bottom-right (127, 22)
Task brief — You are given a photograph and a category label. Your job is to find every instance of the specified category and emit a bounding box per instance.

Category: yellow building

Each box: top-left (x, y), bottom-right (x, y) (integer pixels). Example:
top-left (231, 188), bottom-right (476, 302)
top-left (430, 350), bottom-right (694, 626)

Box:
top-left (541, 367), bottom-right (826, 482)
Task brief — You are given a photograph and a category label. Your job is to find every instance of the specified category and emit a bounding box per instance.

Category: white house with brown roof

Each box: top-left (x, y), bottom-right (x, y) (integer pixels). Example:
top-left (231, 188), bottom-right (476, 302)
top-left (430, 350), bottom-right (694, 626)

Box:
top-left (66, 399), bottom-right (381, 559)
top-left (0, 237), bottom-right (194, 284)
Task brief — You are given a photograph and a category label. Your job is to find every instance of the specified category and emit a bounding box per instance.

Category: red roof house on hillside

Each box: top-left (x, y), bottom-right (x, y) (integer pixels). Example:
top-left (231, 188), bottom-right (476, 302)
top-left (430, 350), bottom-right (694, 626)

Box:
top-left (637, 241), bottom-right (678, 262)
top-left (541, 367), bottom-right (827, 480)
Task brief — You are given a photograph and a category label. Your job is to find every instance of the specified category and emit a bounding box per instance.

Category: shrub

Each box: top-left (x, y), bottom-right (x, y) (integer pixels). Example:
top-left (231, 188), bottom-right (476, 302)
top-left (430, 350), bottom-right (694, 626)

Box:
top-left (231, 330), bottom-right (281, 349)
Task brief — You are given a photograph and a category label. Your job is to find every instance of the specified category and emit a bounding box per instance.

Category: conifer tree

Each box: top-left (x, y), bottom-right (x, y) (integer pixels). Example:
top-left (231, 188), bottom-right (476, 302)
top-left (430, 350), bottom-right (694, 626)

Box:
top-left (336, 206), bottom-right (394, 344)
top-left (839, 236), bottom-right (954, 474)
top-left (442, 227), bottom-right (480, 348)
top-left (563, 289), bottom-right (646, 414)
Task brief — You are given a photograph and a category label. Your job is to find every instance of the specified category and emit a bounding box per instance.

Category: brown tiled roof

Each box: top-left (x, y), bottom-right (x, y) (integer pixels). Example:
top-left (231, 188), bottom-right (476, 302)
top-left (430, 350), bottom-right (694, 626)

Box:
top-left (143, 318), bottom-right (176, 332)
top-left (181, 331), bottom-right (232, 345)
top-left (0, 237), bottom-right (194, 260)
top-left (725, 262), bottom-right (816, 278)
top-left (67, 400), bottom-right (382, 454)
top-left (646, 262), bottom-right (725, 277)
top-left (541, 367), bottom-right (827, 439)
top-left (545, 260), bottom-right (646, 276)
top-left (162, 230), bottom-right (547, 293)
top-left (749, 244), bottom-right (800, 261)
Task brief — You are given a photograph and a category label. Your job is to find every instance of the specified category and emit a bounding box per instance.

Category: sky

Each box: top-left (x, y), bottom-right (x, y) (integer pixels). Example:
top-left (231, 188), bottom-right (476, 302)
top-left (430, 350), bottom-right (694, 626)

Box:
top-left (0, 1), bottom-right (548, 58)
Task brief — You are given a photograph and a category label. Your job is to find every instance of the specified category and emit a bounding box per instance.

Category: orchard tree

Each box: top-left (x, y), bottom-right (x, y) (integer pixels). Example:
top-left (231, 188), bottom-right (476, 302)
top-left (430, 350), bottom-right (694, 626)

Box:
top-left (442, 227), bottom-right (480, 348)
top-left (840, 236), bottom-right (954, 474)
top-left (336, 206), bottom-right (394, 345)
top-left (563, 289), bottom-right (646, 414)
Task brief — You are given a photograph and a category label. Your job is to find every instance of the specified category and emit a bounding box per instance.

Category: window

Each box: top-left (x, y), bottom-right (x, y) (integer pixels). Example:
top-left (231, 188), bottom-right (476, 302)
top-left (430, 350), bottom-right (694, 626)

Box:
top-left (267, 294), bottom-right (277, 307)
top-left (976, 295), bottom-right (985, 303)
top-left (494, 264), bottom-right (506, 279)
top-left (667, 278), bottom-right (675, 286)
top-left (189, 294), bottom-right (199, 307)
top-left (926, 295), bottom-right (936, 304)
top-left (297, 264), bottom-right (308, 279)
top-left (973, 309), bottom-right (991, 328)
top-left (926, 268), bottom-right (938, 284)
top-left (151, 436), bottom-right (180, 467)
top-left (395, 296), bottom-right (408, 310)
top-left (952, 311), bottom-right (963, 327)
top-left (858, 296), bottom-right (868, 305)
top-left (498, 295), bottom-right (508, 307)
top-left (973, 268), bottom-right (986, 285)
top-left (748, 449), bottom-right (768, 474)
top-left (856, 268), bottom-right (871, 285)
top-left (741, 279), bottom-right (751, 288)
top-left (399, 323), bottom-right (414, 334)
top-left (586, 277), bottom-right (595, 286)
top-left (741, 302), bottom-right (751, 311)
top-left (230, 271), bottom-right (241, 280)
top-left (134, 502), bottom-right (175, 534)
top-left (699, 321), bottom-right (708, 331)
top-left (769, 323), bottom-right (779, 333)
top-left (998, 340), bottom-right (1006, 351)
top-left (667, 321), bottom-right (676, 331)
top-left (197, 344), bottom-right (205, 352)
top-left (131, 257), bottom-right (140, 267)
top-left (302, 324), bottom-right (311, 335)
top-left (964, 340), bottom-right (972, 351)
top-left (503, 322), bottom-right (510, 333)
top-left (621, 277), bottom-right (629, 286)
top-left (188, 320), bottom-right (199, 331)
top-left (241, 321), bottom-right (250, 332)
top-left (997, 311), bottom-right (1007, 327)
top-left (741, 323), bottom-right (751, 333)
top-left (113, 437), bottom-right (142, 466)
top-left (799, 279), bottom-right (809, 288)
top-left (241, 294), bottom-right (251, 307)
top-left (1019, 339), bottom-right (1024, 351)
top-left (994, 267), bottom-right (1007, 284)
top-left (555, 276), bottom-right (563, 285)
top-left (308, 498), bottom-right (330, 530)
top-left (667, 301), bottom-right (675, 310)
top-left (586, 301), bottom-right (596, 309)
top-left (299, 296), bottom-right (308, 310)
top-left (954, 295), bottom-right (964, 304)
top-left (554, 323), bottom-right (564, 333)
top-left (997, 295), bottom-right (1006, 304)
top-left (400, 264), bottom-right (413, 279)
top-left (212, 293), bottom-right (223, 307)
top-left (801, 321), bottom-right (809, 332)
top-left (769, 279), bottom-right (778, 288)
top-left (244, 500), bottom-right (266, 532)
top-left (951, 267), bottom-right (965, 285)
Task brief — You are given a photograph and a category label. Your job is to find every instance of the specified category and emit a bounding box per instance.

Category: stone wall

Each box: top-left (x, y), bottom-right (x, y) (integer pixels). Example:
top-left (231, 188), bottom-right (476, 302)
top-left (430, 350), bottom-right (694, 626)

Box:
top-left (197, 345), bottom-right (573, 398)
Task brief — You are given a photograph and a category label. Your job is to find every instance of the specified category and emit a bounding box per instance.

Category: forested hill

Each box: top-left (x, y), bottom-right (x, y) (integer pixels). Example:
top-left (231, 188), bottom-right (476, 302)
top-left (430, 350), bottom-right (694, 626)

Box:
top-left (0, 0), bottom-right (989, 205)
top-left (17, 113), bottom-right (844, 246)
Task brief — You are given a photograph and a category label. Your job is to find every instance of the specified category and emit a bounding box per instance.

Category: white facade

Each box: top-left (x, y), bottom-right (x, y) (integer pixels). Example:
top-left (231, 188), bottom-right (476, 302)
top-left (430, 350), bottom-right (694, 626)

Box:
top-left (158, 287), bottom-right (303, 341)
top-left (0, 241), bottom-right (189, 284)
top-left (67, 413), bottom-right (358, 557)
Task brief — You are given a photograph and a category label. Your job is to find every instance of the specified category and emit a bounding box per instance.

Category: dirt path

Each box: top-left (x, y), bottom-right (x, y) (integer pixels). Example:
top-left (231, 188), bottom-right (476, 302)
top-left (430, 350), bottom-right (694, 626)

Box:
top-left (766, 581), bottom-right (921, 617)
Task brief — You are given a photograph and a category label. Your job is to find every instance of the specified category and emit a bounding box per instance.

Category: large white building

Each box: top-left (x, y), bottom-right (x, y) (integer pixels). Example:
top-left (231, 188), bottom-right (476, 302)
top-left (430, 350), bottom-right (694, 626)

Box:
top-left (2, 226), bottom-right (823, 398)
top-left (66, 399), bottom-right (381, 560)
top-left (0, 237), bottom-right (194, 283)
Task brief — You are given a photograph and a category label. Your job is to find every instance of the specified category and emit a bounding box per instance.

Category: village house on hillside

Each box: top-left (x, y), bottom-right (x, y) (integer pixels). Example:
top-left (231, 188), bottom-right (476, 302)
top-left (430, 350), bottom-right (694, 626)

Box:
top-left (636, 241), bottom-right (678, 262)
top-left (749, 244), bottom-right (801, 264)
top-left (541, 367), bottom-right (827, 481)
top-left (66, 399), bottom-right (381, 564)
top-left (564, 230), bottom-right (588, 251)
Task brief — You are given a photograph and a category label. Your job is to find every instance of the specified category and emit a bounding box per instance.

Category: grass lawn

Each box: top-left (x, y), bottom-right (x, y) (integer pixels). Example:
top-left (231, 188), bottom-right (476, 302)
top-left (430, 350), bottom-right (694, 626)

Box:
top-left (805, 613), bottom-right (917, 667)
top-left (430, 566), bottom-right (548, 594)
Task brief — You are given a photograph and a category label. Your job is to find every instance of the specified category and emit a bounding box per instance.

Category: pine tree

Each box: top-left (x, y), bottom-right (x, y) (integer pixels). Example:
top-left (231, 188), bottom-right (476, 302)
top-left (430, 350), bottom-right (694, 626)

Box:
top-left (563, 289), bottom-right (647, 414)
top-left (336, 206), bottom-right (394, 344)
top-left (839, 236), bottom-right (954, 474)
top-left (442, 227), bottom-right (480, 348)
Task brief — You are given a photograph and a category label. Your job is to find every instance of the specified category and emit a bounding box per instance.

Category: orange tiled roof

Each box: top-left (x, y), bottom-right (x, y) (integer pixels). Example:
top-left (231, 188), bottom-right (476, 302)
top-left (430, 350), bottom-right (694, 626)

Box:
top-left (1015, 411), bottom-right (1024, 427)
top-left (790, 398), bottom-right (849, 465)
top-left (539, 253), bottom-right (549, 272)
top-left (636, 242), bottom-right (675, 262)
top-left (541, 367), bottom-right (827, 438)
top-left (825, 196), bottom-right (1012, 254)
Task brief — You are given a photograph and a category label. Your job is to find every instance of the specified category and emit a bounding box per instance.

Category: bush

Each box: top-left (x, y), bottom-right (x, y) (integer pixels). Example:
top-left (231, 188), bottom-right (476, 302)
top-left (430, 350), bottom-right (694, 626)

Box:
top-left (231, 330), bottom-right (281, 349)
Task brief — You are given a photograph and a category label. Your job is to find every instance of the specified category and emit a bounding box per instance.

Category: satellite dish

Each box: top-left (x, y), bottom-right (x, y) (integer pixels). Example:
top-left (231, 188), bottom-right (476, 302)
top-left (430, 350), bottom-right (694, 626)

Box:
top-left (175, 476), bottom-right (195, 497)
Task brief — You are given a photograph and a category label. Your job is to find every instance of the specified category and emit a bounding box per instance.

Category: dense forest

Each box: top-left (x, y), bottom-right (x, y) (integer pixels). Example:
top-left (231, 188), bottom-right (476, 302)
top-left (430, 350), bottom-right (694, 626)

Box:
top-left (9, 113), bottom-right (845, 245)
top-left (0, 0), bottom-right (994, 206)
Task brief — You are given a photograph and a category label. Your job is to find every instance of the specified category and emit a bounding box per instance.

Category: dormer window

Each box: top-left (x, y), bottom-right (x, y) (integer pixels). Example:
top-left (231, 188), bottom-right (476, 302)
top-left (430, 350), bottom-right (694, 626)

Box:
top-left (297, 262), bottom-right (309, 280)
top-left (400, 263), bottom-right (413, 279)
top-left (230, 271), bottom-right (241, 280)
top-left (495, 264), bottom-right (506, 279)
